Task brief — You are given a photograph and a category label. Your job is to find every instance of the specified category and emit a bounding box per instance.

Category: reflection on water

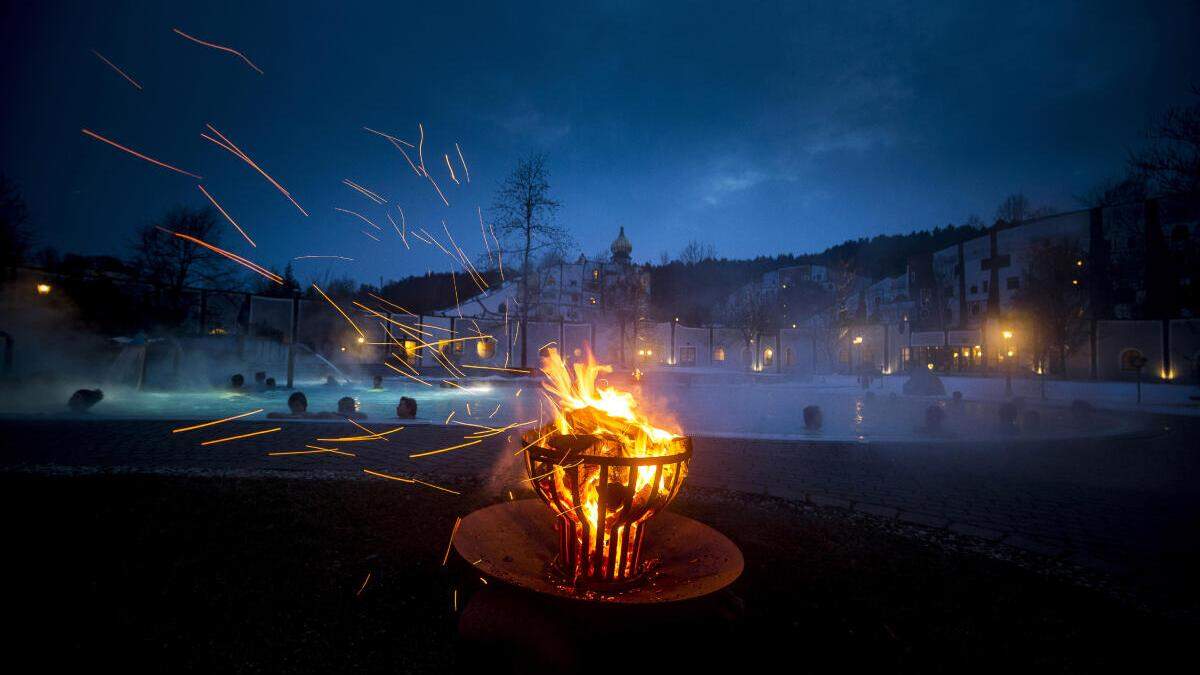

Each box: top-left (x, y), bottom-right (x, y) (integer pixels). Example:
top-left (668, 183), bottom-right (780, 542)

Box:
top-left (0, 376), bottom-right (1131, 442)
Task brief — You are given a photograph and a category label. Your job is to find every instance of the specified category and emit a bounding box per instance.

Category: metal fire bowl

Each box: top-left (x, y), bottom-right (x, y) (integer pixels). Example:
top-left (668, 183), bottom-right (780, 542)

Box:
top-left (453, 500), bottom-right (743, 604)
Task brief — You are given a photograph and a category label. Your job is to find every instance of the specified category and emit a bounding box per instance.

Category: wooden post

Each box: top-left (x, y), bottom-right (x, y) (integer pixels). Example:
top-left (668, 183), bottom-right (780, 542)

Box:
top-left (287, 294), bottom-right (299, 388)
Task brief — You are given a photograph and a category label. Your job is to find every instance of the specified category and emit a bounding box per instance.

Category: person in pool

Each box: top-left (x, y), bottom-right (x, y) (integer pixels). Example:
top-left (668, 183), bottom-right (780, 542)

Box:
top-left (316, 396), bottom-right (367, 420)
top-left (268, 392), bottom-right (313, 419)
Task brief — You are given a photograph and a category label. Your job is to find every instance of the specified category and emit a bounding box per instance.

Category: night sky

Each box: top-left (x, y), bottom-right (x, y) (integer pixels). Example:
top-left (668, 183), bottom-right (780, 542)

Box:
top-left (1, 0), bottom-right (1197, 285)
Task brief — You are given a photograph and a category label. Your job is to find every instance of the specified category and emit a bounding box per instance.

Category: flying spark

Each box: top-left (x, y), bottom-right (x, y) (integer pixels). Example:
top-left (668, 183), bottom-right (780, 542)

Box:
top-left (442, 517), bottom-right (462, 566)
top-left (172, 27), bottom-right (263, 74)
top-left (409, 439), bottom-right (482, 459)
top-left (160, 228), bottom-right (281, 283)
top-left (197, 184), bottom-right (256, 247)
top-left (81, 129), bottom-right (202, 179)
top-left (172, 408), bottom-right (263, 433)
top-left (456, 143), bottom-right (470, 183)
top-left (200, 427), bottom-right (281, 446)
top-left (312, 283), bottom-right (365, 337)
top-left (91, 49), bottom-right (142, 90)
top-left (334, 207), bottom-right (382, 230)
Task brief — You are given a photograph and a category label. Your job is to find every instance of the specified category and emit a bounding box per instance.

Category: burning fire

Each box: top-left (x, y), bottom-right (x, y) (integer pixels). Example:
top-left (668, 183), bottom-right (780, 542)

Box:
top-left (525, 349), bottom-right (690, 585)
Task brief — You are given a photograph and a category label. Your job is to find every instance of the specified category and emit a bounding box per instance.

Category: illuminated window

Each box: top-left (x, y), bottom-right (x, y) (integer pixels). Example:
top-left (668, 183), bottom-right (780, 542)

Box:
top-left (403, 340), bottom-right (417, 359)
top-left (476, 339), bottom-right (496, 360)
top-left (762, 347), bottom-right (774, 367)
top-left (713, 346), bottom-right (726, 362)
top-left (592, 269), bottom-right (600, 280)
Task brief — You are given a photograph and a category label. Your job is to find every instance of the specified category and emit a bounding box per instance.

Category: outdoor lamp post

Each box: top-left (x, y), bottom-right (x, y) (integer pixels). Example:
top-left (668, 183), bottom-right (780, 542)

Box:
top-left (1002, 330), bottom-right (1014, 397)
top-left (852, 335), bottom-right (863, 375)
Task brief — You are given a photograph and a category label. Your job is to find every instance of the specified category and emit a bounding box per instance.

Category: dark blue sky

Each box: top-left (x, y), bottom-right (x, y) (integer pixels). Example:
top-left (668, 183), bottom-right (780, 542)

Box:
top-left (2, 0), bottom-right (1197, 285)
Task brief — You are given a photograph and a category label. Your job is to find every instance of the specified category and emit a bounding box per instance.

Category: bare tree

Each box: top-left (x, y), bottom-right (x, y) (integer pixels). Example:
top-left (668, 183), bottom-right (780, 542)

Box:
top-left (607, 267), bottom-right (649, 366)
top-left (1130, 87), bottom-right (1200, 194)
top-left (1013, 239), bottom-right (1089, 376)
top-left (721, 284), bottom-right (779, 370)
top-left (491, 154), bottom-right (568, 366)
top-left (0, 174), bottom-right (31, 269)
top-left (131, 206), bottom-right (234, 294)
top-left (995, 193), bottom-right (1056, 224)
top-left (678, 240), bottom-right (716, 265)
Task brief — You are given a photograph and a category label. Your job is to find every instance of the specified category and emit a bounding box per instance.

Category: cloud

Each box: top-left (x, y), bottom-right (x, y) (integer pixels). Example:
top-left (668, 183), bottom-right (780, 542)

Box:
top-left (702, 169), bottom-right (767, 205)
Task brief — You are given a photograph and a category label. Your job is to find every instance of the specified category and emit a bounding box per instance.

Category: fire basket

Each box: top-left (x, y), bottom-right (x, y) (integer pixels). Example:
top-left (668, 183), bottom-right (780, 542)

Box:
top-left (523, 428), bottom-right (692, 588)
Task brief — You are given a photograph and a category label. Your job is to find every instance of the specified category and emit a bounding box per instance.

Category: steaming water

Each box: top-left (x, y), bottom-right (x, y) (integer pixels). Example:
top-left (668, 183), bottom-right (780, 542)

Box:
top-left (0, 375), bottom-right (1134, 442)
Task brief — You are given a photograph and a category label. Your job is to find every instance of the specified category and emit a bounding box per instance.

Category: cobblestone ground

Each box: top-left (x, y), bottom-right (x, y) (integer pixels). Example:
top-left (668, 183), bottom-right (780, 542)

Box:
top-left (2, 415), bottom-right (1197, 595)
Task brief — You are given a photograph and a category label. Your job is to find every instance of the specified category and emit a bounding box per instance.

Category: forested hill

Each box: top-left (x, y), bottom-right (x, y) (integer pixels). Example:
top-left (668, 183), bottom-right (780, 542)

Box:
top-left (649, 223), bottom-right (985, 324)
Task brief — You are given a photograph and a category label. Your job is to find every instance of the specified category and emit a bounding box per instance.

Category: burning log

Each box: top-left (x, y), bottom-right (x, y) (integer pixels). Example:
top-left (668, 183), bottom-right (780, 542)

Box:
top-left (522, 349), bottom-right (690, 588)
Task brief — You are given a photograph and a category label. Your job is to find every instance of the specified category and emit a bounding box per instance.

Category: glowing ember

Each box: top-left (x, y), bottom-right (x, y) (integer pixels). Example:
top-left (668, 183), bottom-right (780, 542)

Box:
top-left (523, 348), bottom-right (690, 587)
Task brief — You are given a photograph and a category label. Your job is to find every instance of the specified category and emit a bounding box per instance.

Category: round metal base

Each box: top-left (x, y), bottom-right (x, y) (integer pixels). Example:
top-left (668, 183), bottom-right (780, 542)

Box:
top-left (453, 500), bottom-right (743, 603)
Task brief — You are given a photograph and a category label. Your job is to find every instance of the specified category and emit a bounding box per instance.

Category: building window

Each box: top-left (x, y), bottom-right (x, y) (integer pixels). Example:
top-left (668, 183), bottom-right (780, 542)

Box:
top-left (712, 346), bottom-right (726, 362)
top-left (454, 339), bottom-right (464, 353)
top-left (476, 339), bottom-right (496, 360)
top-left (762, 347), bottom-right (774, 368)
top-left (970, 285), bottom-right (978, 294)
top-left (784, 347), bottom-right (795, 366)
top-left (1119, 348), bottom-right (1147, 371)
top-left (679, 346), bottom-right (696, 366)
top-left (1007, 276), bottom-right (1020, 290)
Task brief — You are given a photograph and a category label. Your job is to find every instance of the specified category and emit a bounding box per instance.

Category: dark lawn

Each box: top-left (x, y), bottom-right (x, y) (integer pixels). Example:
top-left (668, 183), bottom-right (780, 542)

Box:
top-left (2, 473), bottom-right (1185, 672)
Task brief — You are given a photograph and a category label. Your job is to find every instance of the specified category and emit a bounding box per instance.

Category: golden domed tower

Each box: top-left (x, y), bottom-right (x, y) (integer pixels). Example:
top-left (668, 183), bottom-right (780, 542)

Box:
top-left (610, 226), bottom-right (633, 264)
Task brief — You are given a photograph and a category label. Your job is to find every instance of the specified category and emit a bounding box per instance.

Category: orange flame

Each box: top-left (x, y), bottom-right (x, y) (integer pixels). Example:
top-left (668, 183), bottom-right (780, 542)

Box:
top-left (531, 349), bottom-right (688, 582)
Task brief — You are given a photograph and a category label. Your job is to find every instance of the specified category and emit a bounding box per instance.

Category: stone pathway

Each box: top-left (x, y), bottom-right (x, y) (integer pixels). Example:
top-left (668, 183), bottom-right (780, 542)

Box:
top-left (2, 415), bottom-right (1197, 591)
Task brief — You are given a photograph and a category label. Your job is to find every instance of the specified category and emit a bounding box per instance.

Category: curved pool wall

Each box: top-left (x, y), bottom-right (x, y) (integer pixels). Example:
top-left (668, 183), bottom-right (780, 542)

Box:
top-left (0, 374), bottom-right (1137, 443)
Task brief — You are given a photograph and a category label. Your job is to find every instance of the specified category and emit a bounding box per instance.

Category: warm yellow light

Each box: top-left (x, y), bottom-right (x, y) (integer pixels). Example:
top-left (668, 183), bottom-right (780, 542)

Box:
top-left (791, 323), bottom-right (797, 328)
top-left (637, 349), bottom-right (645, 356)
top-left (357, 336), bottom-right (365, 344)
top-left (926, 363), bottom-right (934, 370)
top-left (1007, 350), bottom-right (1014, 357)
top-left (853, 336), bottom-right (863, 344)
top-left (646, 349), bottom-right (652, 356)
top-left (340, 346), bottom-right (347, 352)
top-left (36, 283), bottom-right (51, 295)
top-left (1002, 330), bottom-right (1013, 340)
top-left (1076, 260), bottom-right (1083, 267)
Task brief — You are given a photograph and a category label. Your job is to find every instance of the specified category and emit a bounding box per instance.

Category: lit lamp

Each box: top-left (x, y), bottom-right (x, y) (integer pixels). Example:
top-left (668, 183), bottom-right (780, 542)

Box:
top-left (36, 283), bottom-right (52, 295)
top-left (357, 336), bottom-right (366, 344)
top-left (851, 336), bottom-right (863, 375)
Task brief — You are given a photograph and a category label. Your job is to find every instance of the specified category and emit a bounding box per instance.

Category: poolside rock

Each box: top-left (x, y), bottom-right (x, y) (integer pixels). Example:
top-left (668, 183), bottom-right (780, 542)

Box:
top-left (264, 377), bottom-right (276, 389)
top-left (902, 369), bottom-right (945, 396)
top-left (68, 388), bottom-right (103, 412)
top-left (372, 375), bottom-right (384, 389)
top-left (396, 396), bottom-right (418, 419)
top-left (803, 405), bottom-right (822, 431)
top-left (254, 371), bottom-right (267, 385)
top-left (229, 374), bottom-right (244, 389)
